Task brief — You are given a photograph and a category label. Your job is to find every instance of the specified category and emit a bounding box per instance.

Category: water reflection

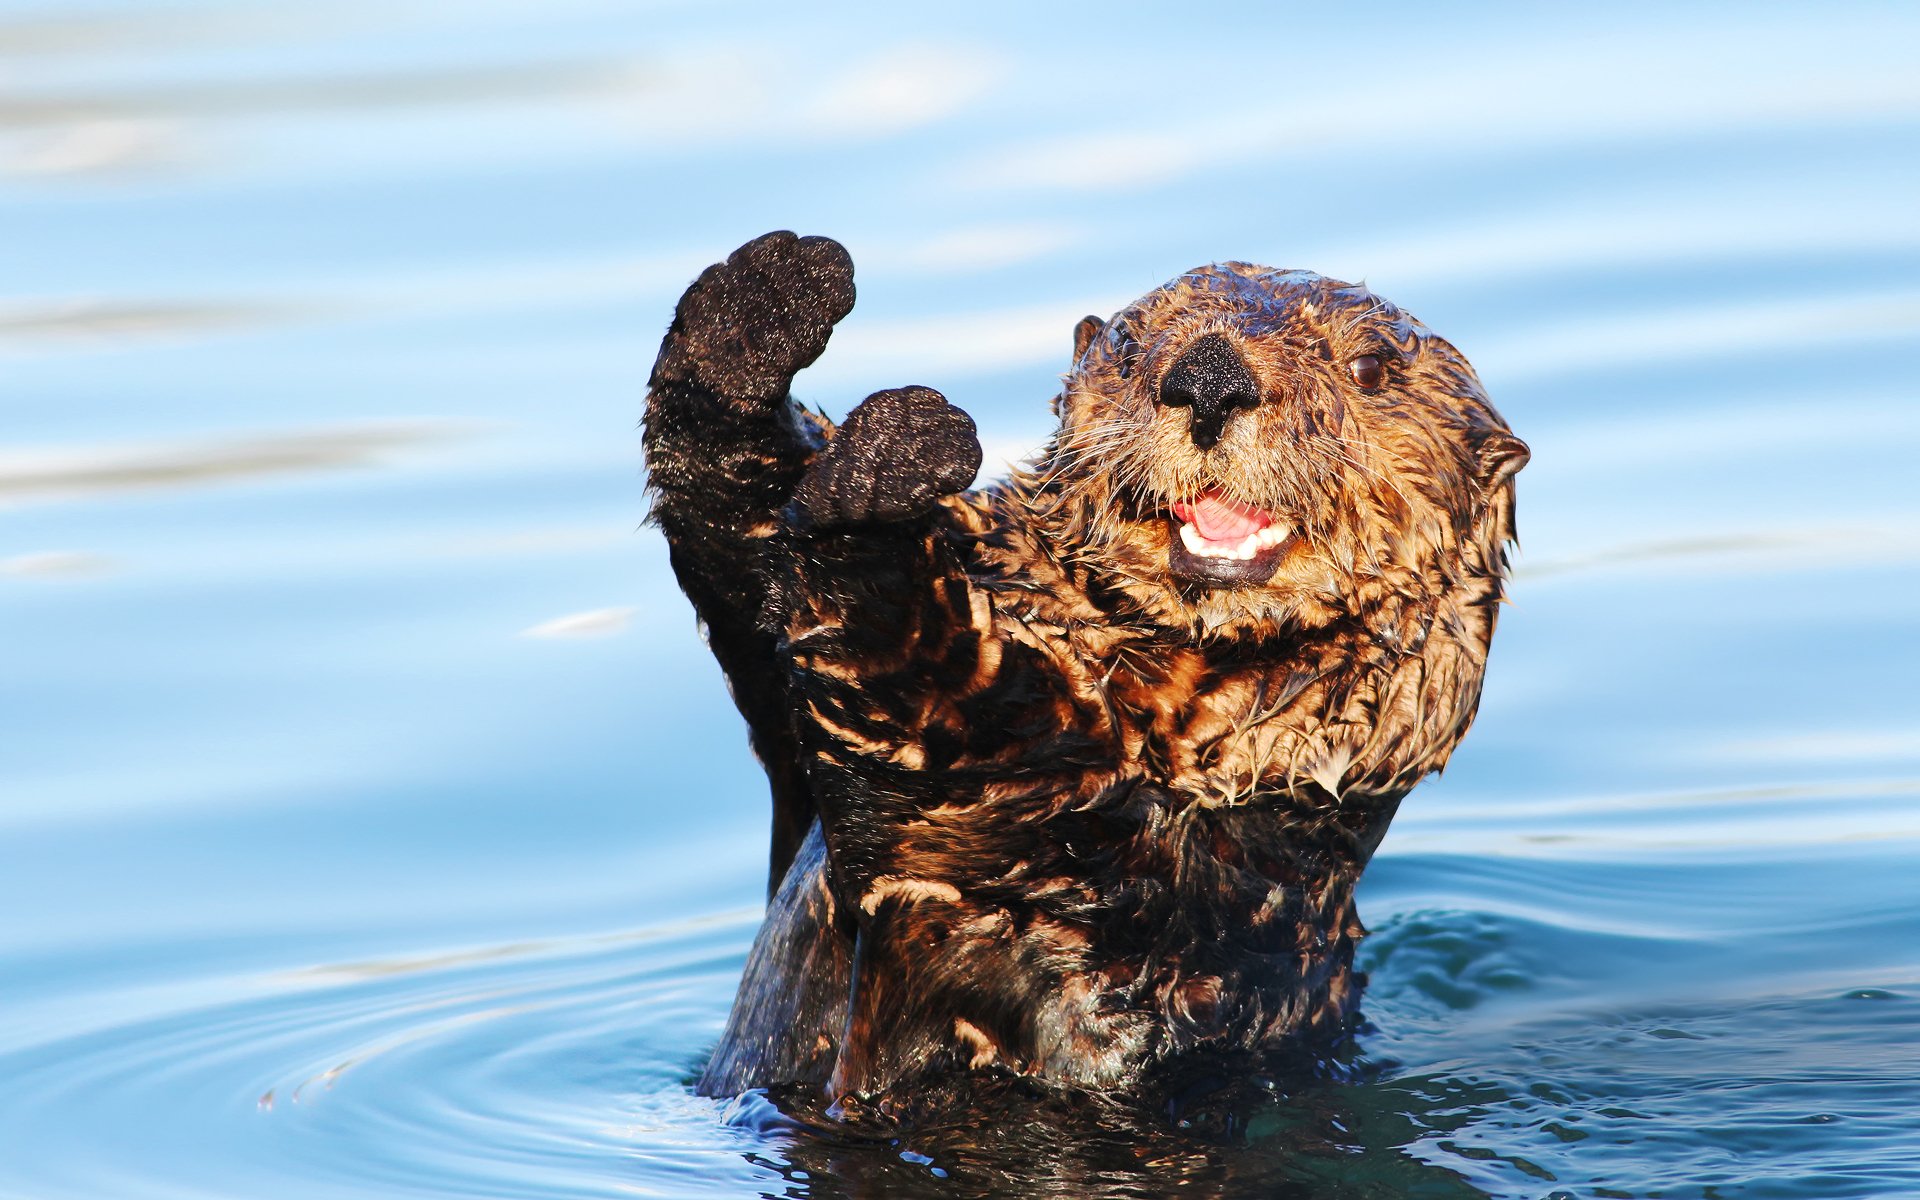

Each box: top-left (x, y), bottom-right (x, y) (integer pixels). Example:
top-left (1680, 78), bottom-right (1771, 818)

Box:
top-left (0, 549), bottom-right (113, 577)
top-left (738, 1075), bottom-right (1493, 1200)
top-left (0, 56), bottom-right (655, 127)
top-left (736, 982), bottom-right (1920, 1198)
top-left (520, 605), bottom-right (636, 639)
top-left (0, 296), bottom-right (297, 343)
top-left (0, 420), bottom-right (468, 504)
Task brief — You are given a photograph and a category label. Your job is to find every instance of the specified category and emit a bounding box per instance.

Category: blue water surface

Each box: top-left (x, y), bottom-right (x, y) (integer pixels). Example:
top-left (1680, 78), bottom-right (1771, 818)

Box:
top-left (3, 2), bottom-right (1918, 1196)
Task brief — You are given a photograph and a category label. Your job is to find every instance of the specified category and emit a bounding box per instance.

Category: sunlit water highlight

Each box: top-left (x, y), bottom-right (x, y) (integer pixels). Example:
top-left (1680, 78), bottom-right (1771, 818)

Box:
top-left (3, 2), bottom-right (1918, 1197)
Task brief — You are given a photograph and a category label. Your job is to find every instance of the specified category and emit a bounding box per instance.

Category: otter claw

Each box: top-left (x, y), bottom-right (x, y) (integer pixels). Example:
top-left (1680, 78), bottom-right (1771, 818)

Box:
top-left (788, 386), bottom-right (982, 530)
top-left (651, 230), bottom-right (856, 405)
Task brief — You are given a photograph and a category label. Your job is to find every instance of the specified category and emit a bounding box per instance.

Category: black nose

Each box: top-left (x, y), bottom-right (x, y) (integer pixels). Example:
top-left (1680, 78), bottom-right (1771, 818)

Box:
top-left (1158, 333), bottom-right (1260, 449)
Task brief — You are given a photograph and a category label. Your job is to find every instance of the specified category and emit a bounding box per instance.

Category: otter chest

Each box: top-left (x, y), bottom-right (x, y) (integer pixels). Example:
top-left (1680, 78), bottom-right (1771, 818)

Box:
top-left (975, 611), bottom-right (1348, 809)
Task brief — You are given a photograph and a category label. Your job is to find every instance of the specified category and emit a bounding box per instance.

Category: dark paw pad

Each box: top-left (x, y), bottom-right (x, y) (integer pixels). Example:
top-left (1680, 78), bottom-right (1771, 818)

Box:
top-left (788, 387), bottom-right (982, 529)
top-left (654, 231), bottom-right (856, 404)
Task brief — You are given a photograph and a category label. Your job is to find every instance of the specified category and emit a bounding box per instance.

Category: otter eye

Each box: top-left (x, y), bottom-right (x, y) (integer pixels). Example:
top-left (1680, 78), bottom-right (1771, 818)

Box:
top-left (1348, 354), bottom-right (1386, 391)
top-left (1112, 326), bottom-right (1144, 380)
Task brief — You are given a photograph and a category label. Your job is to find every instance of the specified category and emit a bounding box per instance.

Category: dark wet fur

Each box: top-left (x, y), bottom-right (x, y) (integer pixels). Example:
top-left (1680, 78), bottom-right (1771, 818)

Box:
top-left (642, 233), bottom-right (1525, 1119)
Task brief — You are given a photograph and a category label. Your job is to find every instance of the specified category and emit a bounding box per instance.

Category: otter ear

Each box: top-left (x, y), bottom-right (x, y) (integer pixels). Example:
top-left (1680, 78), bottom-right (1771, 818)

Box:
top-left (1475, 430), bottom-right (1530, 492)
top-left (1072, 315), bottom-right (1104, 362)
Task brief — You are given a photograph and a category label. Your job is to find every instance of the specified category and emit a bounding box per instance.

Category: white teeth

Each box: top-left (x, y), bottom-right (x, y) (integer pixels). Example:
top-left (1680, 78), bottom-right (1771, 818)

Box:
top-left (1178, 522), bottom-right (1290, 561)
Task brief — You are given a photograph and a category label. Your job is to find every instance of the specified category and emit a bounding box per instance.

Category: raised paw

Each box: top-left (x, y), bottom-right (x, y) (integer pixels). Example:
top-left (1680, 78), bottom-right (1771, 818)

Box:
top-left (787, 387), bottom-right (982, 530)
top-left (651, 231), bottom-right (856, 405)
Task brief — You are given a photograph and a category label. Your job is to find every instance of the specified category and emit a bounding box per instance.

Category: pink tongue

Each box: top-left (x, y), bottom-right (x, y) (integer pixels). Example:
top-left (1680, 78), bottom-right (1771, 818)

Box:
top-left (1172, 492), bottom-right (1270, 542)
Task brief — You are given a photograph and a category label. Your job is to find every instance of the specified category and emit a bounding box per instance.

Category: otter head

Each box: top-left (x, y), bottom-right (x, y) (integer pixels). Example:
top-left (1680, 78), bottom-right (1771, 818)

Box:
top-left (1032, 263), bottom-right (1527, 639)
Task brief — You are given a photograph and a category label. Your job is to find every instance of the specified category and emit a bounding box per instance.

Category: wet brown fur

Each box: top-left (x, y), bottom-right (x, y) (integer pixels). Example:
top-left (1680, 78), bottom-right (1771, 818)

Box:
top-left (642, 234), bottom-right (1526, 1118)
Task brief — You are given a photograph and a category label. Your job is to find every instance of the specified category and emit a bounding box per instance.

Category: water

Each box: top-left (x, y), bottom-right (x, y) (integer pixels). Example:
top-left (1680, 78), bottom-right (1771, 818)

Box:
top-left (3, 2), bottom-right (1917, 1196)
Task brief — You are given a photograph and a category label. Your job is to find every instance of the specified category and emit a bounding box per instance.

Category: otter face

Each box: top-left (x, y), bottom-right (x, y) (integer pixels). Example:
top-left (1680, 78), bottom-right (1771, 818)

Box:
top-left (1033, 263), bottom-right (1527, 636)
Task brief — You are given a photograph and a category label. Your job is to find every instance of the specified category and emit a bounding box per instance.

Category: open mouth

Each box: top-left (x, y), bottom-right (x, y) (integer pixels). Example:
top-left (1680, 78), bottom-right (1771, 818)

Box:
top-left (1167, 491), bottom-right (1296, 586)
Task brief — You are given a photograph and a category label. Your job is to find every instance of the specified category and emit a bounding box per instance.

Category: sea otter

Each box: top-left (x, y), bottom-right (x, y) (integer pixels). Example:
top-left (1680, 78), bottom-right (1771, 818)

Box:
top-left (643, 232), bottom-right (1526, 1115)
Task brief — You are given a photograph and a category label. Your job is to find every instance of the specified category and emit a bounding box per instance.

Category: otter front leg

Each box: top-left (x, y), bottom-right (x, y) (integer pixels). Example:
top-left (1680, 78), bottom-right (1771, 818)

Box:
top-left (776, 384), bottom-right (987, 781)
top-left (644, 231), bottom-right (855, 889)
top-left (787, 386), bottom-right (982, 532)
top-left (645, 229), bottom-right (853, 541)
top-left (778, 384), bottom-right (983, 687)
top-left (778, 387), bottom-right (1002, 1102)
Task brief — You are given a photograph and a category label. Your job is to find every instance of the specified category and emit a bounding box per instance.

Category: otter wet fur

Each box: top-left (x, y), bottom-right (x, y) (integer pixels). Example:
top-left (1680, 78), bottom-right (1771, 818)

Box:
top-left (643, 231), bottom-right (1527, 1119)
